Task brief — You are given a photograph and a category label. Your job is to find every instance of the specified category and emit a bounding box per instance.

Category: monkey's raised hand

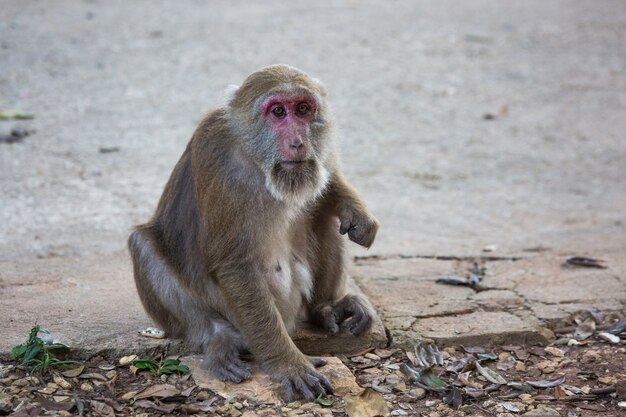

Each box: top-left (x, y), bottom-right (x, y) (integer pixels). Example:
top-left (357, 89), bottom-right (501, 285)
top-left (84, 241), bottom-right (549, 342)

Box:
top-left (268, 357), bottom-right (333, 402)
top-left (339, 205), bottom-right (379, 248)
top-left (313, 294), bottom-right (374, 336)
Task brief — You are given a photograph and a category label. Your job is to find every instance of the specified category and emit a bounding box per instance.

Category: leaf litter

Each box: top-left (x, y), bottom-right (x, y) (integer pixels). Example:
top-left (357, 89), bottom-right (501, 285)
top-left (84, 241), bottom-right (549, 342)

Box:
top-left (0, 308), bottom-right (624, 416)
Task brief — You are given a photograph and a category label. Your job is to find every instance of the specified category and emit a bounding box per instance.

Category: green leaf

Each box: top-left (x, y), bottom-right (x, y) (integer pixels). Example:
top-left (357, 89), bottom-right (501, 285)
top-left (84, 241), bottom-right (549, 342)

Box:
top-left (23, 344), bottom-right (42, 363)
top-left (0, 110), bottom-right (35, 120)
top-left (12, 344), bottom-right (27, 360)
top-left (421, 369), bottom-right (448, 388)
top-left (315, 394), bottom-right (333, 407)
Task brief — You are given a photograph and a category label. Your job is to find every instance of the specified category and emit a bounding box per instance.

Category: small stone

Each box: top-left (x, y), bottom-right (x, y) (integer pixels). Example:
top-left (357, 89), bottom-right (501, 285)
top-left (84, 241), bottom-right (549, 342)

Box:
top-left (80, 382), bottom-right (93, 392)
top-left (522, 407), bottom-right (561, 417)
top-left (196, 390), bottom-right (211, 401)
top-left (375, 349), bottom-right (396, 359)
top-left (598, 332), bottom-right (620, 344)
top-left (38, 386), bottom-right (57, 395)
top-left (119, 355), bottom-right (138, 366)
top-left (391, 410), bottom-right (408, 416)
top-left (618, 401), bottom-right (626, 408)
top-left (12, 378), bottom-right (29, 388)
top-left (286, 401), bottom-right (302, 408)
top-left (515, 362), bottom-right (527, 372)
top-left (365, 353), bottom-right (381, 361)
top-left (392, 381), bottom-right (406, 392)
top-left (518, 394), bottom-right (534, 404)
top-left (409, 388), bottom-right (426, 399)
top-left (257, 409), bottom-right (277, 416)
top-left (385, 374), bottom-right (401, 385)
top-left (544, 347), bottom-right (564, 357)
top-left (233, 402), bottom-right (244, 410)
top-left (53, 375), bottom-right (72, 390)
top-left (229, 410), bottom-right (242, 417)
top-left (496, 413), bottom-right (514, 417)
top-left (54, 395), bottom-right (71, 402)
top-left (581, 350), bottom-right (600, 363)
top-left (0, 394), bottom-right (13, 414)
top-left (241, 412), bottom-right (258, 417)
top-left (424, 399), bottom-right (438, 407)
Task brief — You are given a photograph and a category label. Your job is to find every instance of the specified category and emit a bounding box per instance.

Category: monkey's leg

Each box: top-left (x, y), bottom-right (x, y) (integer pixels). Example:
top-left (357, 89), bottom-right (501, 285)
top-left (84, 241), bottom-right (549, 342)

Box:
top-left (129, 229), bottom-right (250, 382)
top-left (306, 208), bottom-right (374, 336)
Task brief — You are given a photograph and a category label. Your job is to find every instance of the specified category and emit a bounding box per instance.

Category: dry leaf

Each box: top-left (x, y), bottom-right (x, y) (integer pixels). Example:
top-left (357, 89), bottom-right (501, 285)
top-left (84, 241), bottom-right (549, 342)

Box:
top-left (475, 362), bottom-right (507, 385)
top-left (61, 365), bottom-right (85, 378)
top-left (344, 388), bottom-right (389, 417)
top-left (526, 376), bottom-right (565, 389)
top-left (134, 384), bottom-right (179, 400)
top-left (90, 400), bottom-right (115, 417)
top-left (80, 373), bottom-right (108, 382)
top-left (134, 399), bottom-right (177, 413)
top-left (179, 399), bottom-right (216, 414)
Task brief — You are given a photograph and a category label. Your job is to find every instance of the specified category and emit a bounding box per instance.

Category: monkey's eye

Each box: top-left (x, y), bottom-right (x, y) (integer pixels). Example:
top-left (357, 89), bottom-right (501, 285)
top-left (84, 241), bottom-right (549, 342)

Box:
top-left (296, 103), bottom-right (310, 116)
top-left (272, 106), bottom-right (286, 118)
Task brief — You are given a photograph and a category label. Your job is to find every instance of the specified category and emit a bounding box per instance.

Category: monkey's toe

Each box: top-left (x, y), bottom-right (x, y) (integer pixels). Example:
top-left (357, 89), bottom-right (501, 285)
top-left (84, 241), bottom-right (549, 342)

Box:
top-left (204, 356), bottom-right (251, 383)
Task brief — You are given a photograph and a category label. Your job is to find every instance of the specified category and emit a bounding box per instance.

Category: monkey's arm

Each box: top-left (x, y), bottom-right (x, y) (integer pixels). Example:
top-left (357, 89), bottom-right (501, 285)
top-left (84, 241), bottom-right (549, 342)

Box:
top-left (216, 261), bottom-right (332, 401)
top-left (326, 173), bottom-right (379, 248)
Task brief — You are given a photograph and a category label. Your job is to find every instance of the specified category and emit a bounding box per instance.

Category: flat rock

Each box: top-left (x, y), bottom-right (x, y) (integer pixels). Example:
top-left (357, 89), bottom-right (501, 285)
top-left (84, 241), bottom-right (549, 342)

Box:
top-left (0, 253), bottom-right (387, 359)
top-left (182, 356), bottom-right (361, 405)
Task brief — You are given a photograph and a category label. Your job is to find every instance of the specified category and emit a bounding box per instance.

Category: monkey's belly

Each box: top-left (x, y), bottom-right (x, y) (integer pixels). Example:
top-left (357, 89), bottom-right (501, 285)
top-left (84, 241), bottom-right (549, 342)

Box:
top-left (269, 255), bottom-right (313, 333)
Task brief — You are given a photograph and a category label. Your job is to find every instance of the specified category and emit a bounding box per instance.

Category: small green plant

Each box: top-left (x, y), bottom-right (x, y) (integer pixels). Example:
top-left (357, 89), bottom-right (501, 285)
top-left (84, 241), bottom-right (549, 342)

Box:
top-left (12, 324), bottom-right (78, 374)
top-left (132, 357), bottom-right (189, 376)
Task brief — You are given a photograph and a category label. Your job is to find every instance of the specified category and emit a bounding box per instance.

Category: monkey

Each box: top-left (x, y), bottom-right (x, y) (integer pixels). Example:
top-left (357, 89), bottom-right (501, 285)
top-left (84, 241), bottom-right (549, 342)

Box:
top-left (128, 64), bottom-right (379, 401)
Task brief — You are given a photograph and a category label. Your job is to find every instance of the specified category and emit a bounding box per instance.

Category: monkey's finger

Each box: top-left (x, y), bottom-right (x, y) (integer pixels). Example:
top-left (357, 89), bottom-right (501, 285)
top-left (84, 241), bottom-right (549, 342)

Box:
top-left (281, 378), bottom-right (297, 402)
top-left (307, 356), bottom-right (327, 368)
top-left (347, 307), bottom-right (372, 336)
top-left (312, 372), bottom-right (334, 395)
top-left (319, 305), bottom-right (340, 334)
top-left (293, 376), bottom-right (316, 402)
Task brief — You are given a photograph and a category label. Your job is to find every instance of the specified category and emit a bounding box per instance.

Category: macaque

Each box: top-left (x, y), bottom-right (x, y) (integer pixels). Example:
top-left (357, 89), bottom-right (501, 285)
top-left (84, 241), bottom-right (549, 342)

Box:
top-left (128, 64), bottom-right (379, 401)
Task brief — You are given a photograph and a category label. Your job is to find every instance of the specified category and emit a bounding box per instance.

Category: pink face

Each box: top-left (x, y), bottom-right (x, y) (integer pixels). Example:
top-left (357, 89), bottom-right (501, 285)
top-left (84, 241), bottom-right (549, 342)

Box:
top-left (260, 93), bottom-right (319, 167)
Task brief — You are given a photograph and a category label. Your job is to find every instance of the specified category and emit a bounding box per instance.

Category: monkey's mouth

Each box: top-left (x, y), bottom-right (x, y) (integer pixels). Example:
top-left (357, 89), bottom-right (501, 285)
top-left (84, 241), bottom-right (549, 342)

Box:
top-left (279, 160), bottom-right (307, 170)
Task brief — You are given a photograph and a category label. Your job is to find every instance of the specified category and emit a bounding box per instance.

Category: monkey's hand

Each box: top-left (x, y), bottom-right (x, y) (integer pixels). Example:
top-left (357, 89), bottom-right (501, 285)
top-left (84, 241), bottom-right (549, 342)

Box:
top-left (312, 294), bottom-right (374, 336)
top-left (266, 356), bottom-right (333, 402)
top-left (339, 205), bottom-right (379, 248)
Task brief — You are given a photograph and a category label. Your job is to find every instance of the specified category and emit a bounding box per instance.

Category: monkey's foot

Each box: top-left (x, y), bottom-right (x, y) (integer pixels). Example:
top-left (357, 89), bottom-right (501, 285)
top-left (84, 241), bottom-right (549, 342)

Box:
top-left (202, 352), bottom-right (251, 383)
top-left (312, 294), bottom-right (373, 336)
top-left (272, 364), bottom-right (333, 402)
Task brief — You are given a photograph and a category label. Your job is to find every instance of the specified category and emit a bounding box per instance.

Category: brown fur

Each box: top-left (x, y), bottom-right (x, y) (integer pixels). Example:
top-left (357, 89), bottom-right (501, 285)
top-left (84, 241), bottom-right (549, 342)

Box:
top-left (128, 64), bottom-right (379, 401)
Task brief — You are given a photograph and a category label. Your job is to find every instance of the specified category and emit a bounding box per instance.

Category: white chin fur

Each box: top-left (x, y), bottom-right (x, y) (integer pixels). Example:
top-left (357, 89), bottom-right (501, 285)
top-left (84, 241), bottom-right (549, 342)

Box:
top-left (265, 165), bottom-right (330, 207)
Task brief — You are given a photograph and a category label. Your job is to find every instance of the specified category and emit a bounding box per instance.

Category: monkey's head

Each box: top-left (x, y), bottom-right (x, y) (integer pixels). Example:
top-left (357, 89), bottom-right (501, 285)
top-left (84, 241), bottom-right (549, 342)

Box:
top-left (227, 64), bottom-right (335, 206)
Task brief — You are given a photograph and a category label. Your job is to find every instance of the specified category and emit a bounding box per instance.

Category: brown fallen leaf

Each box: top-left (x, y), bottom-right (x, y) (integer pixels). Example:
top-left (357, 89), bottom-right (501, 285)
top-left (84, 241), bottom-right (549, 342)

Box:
top-left (344, 388), bottom-right (389, 417)
top-left (526, 375), bottom-right (565, 389)
top-left (61, 365), bottom-right (85, 378)
top-left (475, 362), bottom-right (507, 385)
top-left (80, 373), bottom-right (108, 382)
top-left (134, 399), bottom-right (177, 413)
top-left (90, 400), bottom-right (115, 417)
top-left (178, 398), bottom-right (217, 414)
top-left (180, 385), bottom-right (198, 397)
top-left (134, 383), bottom-right (179, 400)
top-left (564, 256), bottom-right (606, 269)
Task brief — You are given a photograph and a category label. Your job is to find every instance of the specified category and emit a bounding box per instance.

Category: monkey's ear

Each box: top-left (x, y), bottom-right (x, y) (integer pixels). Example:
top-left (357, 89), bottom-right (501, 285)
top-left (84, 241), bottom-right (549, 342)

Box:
top-left (222, 84), bottom-right (240, 106)
top-left (312, 78), bottom-right (328, 98)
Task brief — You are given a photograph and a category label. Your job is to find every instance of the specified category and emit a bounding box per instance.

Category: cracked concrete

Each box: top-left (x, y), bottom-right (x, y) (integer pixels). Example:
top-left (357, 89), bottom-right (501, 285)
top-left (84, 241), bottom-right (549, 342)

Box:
top-left (1, 1), bottom-right (626, 359)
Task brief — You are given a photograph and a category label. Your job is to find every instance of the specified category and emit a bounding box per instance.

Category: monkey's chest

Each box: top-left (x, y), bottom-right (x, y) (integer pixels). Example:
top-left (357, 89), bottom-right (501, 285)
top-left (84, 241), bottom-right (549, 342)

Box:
top-left (268, 255), bottom-right (313, 332)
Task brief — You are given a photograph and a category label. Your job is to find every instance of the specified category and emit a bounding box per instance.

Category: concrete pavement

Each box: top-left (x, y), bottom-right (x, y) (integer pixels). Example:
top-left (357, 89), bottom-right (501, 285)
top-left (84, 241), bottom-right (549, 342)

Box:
top-left (1, 1), bottom-right (625, 358)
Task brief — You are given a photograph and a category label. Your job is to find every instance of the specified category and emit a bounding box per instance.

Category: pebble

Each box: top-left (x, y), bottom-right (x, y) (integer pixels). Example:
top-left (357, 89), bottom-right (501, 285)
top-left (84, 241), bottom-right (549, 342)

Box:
top-left (80, 382), bottom-right (93, 392)
top-left (521, 407), bottom-right (561, 417)
top-left (196, 390), bottom-right (210, 401)
top-left (38, 386), bottom-right (57, 395)
top-left (598, 332), bottom-right (620, 344)
top-left (424, 399), bottom-right (438, 407)
top-left (618, 401), bottom-right (626, 408)
top-left (53, 375), bottom-right (72, 390)
top-left (390, 410), bottom-right (408, 416)
top-left (119, 355), bottom-right (138, 366)
top-left (409, 388), bottom-right (426, 399)
top-left (365, 353), bottom-right (381, 361)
